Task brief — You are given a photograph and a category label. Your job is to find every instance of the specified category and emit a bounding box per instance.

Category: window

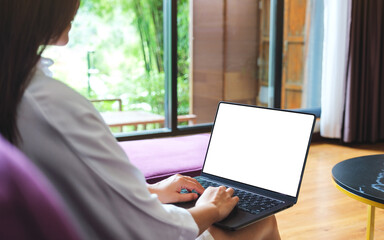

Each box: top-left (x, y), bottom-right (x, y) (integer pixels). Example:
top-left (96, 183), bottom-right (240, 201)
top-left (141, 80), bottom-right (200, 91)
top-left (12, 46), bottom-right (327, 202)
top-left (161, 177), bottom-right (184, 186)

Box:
top-left (43, 0), bottom-right (322, 141)
top-left (44, 0), bottom-right (169, 135)
top-left (177, 0), bottom-right (321, 128)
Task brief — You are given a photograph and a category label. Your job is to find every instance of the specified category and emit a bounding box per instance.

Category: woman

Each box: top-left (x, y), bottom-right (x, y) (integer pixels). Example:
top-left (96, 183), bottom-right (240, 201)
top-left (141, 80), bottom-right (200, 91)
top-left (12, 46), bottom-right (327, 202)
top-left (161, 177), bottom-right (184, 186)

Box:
top-left (0, 1), bottom-right (280, 239)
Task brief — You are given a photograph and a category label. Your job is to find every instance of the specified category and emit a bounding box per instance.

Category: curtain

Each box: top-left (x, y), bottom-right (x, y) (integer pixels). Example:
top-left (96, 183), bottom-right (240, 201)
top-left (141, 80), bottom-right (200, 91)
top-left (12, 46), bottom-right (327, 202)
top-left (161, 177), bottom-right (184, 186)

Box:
top-left (302, 0), bottom-right (323, 109)
top-left (320, 0), bottom-right (352, 138)
top-left (342, 0), bottom-right (384, 143)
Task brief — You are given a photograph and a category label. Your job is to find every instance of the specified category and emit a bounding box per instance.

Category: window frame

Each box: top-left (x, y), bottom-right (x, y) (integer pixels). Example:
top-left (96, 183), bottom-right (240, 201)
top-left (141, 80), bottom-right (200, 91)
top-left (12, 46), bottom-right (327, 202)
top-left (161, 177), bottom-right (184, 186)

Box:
top-left (115, 0), bottom-right (320, 142)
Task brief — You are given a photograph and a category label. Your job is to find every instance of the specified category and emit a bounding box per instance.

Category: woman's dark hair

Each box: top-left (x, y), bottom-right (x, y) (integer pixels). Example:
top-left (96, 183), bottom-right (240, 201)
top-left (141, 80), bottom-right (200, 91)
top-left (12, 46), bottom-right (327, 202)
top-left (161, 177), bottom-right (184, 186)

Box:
top-left (0, 0), bottom-right (79, 144)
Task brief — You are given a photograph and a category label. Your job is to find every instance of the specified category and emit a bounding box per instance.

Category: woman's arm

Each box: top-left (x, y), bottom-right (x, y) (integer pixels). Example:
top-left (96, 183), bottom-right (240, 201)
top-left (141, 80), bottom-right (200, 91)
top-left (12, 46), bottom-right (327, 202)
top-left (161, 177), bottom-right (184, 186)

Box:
top-left (148, 175), bottom-right (239, 235)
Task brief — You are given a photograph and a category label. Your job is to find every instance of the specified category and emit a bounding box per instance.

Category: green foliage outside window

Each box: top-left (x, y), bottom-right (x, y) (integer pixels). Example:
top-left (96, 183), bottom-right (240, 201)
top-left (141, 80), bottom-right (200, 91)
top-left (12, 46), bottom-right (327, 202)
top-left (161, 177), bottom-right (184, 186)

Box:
top-left (46, 0), bottom-right (190, 116)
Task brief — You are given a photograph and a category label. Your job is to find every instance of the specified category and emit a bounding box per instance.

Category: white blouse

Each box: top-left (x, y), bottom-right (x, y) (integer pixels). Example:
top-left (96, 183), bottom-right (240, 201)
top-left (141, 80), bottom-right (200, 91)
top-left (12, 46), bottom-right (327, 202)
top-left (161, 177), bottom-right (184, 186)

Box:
top-left (17, 58), bottom-right (200, 239)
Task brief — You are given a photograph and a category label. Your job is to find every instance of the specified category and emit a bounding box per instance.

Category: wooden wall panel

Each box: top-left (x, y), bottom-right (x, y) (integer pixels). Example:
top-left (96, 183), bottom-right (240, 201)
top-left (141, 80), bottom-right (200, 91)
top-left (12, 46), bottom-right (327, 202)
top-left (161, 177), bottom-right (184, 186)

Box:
top-left (224, 0), bottom-right (258, 103)
top-left (262, 0), bottom-right (270, 38)
top-left (285, 88), bottom-right (302, 109)
top-left (224, 72), bottom-right (257, 102)
top-left (192, 0), bottom-right (224, 123)
top-left (192, 0), bottom-right (260, 123)
top-left (286, 42), bottom-right (304, 85)
top-left (286, 0), bottom-right (306, 36)
top-left (257, 0), bottom-right (270, 107)
top-left (282, 0), bottom-right (307, 109)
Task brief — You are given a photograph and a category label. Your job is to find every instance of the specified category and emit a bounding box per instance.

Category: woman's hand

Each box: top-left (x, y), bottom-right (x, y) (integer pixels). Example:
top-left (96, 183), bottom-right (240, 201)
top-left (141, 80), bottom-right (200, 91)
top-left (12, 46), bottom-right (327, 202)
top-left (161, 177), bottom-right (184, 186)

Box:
top-left (188, 186), bottom-right (239, 235)
top-left (196, 186), bottom-right (239, 222)
top-left (147, 174), bottom-right (205, 204)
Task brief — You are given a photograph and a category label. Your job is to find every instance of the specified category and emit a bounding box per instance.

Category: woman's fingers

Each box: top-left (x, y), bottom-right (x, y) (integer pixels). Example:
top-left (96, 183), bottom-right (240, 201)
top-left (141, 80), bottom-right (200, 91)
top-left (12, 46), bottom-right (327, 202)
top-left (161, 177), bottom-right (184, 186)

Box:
top-left (225, 187), bottom-right (235, 195)
top-left (176, 175), bottom-right (205, 194)
top-left (177, 192), bottom-right (199, 202)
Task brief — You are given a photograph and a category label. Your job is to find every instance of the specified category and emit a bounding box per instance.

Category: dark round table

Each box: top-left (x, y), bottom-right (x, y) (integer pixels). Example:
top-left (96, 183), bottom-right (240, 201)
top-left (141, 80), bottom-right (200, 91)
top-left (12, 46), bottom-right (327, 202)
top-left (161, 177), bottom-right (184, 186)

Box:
top-left (332, 154), bottom-right (384, 240)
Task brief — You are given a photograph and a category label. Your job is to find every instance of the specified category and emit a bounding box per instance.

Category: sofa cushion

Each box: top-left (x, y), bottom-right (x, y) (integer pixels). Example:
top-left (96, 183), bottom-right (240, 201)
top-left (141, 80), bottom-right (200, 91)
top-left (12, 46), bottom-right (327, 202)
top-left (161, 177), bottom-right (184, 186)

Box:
top-left (0, 135), bottom-right (81, 240)
top-left (118, 133), bottom-right (210, 183)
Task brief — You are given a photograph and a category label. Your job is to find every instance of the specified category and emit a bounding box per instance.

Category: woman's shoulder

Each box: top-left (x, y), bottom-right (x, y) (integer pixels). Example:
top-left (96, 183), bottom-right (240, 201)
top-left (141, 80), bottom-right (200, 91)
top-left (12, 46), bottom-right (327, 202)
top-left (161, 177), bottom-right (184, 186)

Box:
top-left (27, 68), bottom-right (92, 110)
top-left (21, 58), bottom-right (109, 137)
top-left (23, 68), bottom-right (103, 131)
top-left (27, 58), bottom-right (86, 103)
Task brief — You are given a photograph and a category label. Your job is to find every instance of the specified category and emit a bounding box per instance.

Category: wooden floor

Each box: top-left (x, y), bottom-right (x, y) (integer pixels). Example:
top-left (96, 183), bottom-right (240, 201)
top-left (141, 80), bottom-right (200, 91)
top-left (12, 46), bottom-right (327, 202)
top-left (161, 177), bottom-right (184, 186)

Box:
top-left (277, 141), bottom-right (384, 239)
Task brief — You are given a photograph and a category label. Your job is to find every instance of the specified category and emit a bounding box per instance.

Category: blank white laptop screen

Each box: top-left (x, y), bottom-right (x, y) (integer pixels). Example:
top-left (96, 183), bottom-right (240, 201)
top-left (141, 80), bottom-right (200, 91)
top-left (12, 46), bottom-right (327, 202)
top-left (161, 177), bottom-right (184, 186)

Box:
top-left (203, 103), bottom-right (314, 197)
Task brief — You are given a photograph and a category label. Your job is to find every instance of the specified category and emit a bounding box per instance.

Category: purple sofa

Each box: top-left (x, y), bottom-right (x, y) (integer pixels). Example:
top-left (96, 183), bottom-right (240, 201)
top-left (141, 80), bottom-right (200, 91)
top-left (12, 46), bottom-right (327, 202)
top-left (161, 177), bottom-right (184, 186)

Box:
top-left (118, 133), bottom-right (210, 183)
top-left (0, 135), bottom-right (81, 240)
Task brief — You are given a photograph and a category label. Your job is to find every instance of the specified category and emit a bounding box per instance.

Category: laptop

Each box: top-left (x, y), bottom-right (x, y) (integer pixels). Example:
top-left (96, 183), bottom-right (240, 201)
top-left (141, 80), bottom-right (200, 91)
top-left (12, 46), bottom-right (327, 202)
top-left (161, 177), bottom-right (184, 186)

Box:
top-left (176, 102), bottom-right (316, 230)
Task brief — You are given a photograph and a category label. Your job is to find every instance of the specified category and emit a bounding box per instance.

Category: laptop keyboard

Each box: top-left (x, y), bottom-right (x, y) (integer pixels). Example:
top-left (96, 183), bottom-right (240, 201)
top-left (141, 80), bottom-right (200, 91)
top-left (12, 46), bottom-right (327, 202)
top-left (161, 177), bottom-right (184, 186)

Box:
top-left (189, 177), bottom-right (284, 215)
